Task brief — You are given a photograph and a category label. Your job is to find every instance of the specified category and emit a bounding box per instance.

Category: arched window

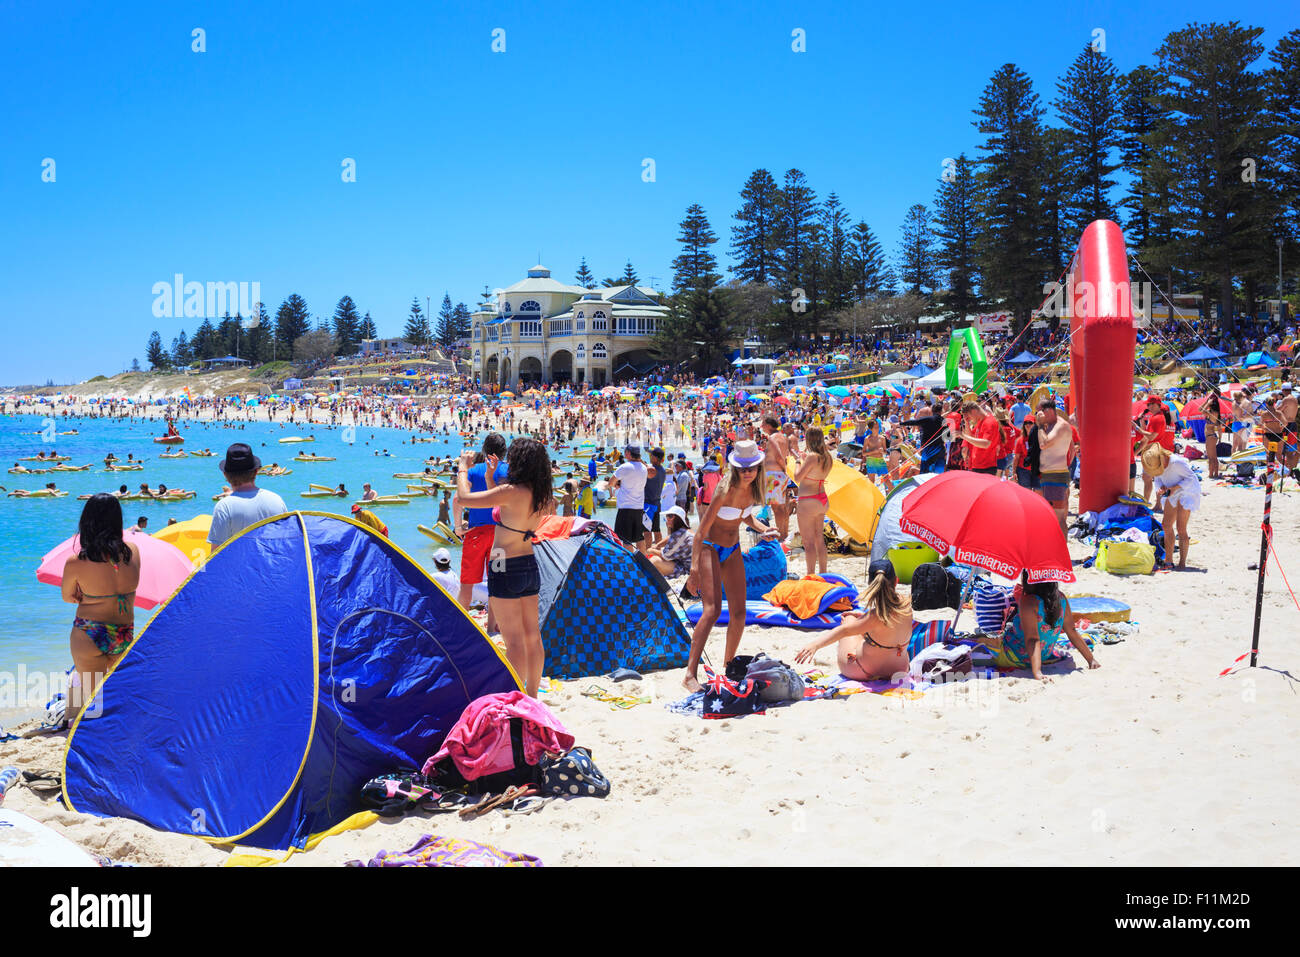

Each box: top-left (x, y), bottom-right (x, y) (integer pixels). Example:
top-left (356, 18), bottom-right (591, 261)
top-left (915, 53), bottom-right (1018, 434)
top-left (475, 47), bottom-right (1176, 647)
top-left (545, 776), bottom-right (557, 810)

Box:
top-left (591, 311), bottom-right (607, 331)
top-left (577, 343), bottom-right (585, 352)
top-left (502, 301), bottom-right (512, 316)
top-left (592, 342), bottom-right (608, 359)
top-left (519, 300), bottom-right (541, 313)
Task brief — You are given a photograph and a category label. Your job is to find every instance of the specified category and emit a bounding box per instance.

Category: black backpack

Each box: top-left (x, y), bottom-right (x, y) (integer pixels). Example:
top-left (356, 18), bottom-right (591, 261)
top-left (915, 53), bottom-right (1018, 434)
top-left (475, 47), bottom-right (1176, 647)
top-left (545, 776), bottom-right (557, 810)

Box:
top-left (910, 563), bottom-right (960, 611)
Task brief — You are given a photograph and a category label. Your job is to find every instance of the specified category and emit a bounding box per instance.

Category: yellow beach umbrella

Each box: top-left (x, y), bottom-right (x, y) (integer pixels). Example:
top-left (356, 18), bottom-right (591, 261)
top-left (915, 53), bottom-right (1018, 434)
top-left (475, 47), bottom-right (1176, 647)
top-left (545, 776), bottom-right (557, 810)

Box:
top-left (153, 514), bottom-right (213, 563)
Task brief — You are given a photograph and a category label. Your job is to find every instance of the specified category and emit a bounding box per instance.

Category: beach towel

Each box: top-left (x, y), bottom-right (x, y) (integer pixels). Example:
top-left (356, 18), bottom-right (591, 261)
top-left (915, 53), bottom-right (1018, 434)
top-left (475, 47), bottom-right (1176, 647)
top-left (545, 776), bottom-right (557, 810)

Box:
top-left (346, 833), bottom-right (542, 867)
top-left (764, 575), bottom-right (855, 620)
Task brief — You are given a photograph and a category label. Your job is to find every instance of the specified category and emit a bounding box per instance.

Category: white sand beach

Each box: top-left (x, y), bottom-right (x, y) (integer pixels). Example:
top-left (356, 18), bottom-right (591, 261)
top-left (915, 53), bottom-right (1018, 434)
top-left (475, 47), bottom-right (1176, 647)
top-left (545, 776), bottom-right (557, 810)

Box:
top-left (3, 475), bottom-right (1296, 867)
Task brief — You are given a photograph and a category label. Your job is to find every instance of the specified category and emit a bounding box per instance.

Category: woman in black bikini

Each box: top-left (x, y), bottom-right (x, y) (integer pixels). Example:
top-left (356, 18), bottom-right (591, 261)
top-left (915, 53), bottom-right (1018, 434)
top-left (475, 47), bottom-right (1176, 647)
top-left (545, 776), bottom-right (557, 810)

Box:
top-left (455, 437), bottom-right (553, 697)
top-left (794, 558), bottom-right (913, 680)
top-left (61, 493), bottom-right (141, 722)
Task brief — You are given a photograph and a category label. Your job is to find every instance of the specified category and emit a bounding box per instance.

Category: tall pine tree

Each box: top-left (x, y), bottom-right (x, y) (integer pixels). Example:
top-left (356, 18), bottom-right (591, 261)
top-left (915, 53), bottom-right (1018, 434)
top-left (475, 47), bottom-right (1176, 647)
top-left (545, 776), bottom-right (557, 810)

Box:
top-left (973, 63), bottom-right (1051, 331)
top-left (332, 296), bottom-right (361, 355)
top-left (403, 297), bottom-right (431, 347)
top-left (932, 154), bottom-right (982, 323)
top-left (896, 203), bottom-right (936, 295)
top-left (575, 257), bottom-right (596, 289)
top-left (730, 168), bottom-right (781, 285)
top-left (275, 295), bottom-right (312, 354)
top-left (1054, 45), bottom-right (1121, 237)
top-left (671, 205), bottom-right (721, 293)
top-left (359, 313), bottom-right (378, 341)
top-left (436, 293), bottom-right (456, 350)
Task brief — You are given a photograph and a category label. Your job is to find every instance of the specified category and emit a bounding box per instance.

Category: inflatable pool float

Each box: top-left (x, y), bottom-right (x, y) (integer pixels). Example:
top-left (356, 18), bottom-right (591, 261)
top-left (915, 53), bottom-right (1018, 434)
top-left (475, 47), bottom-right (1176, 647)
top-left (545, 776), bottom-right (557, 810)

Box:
top-left (19, 456), bottom-right (69, 462)
top-left (393, 472), bottom-right (435, 479)
top-left (300, 490), bottom-right (335, 498)
top-left (1066, 595), bottom-right (1131, 623)
top-left (293, 455), bottom-right (336, 462)
top-left (261, 469), bottom-right (293, 477)
top-left (50, 464), bottom-right (92, 471)
top-left (8, 489), bottom-right (69, 498)
top-left (188, 451), bottom-right (215, 457)
top-left (153, 435), bottom-right (184, 444)
top-left (8, 467), bottom-right (47, 474)
top-left (158, 451), bottom-right (188, 459)
top-left (685, 572), bottom-right (859, 629)
top-left (356, 496), bottom-right (409, 506)
top-left (279, 436), bottom-right (315, 444)
top-left (418, 523), bottom-right (450, 543)
top-left (105, 464), bottom-right (144, 471)
top-left (0, 808), bottom-right (99, 867)
top-left (434, 521), bottom-right (461, 544)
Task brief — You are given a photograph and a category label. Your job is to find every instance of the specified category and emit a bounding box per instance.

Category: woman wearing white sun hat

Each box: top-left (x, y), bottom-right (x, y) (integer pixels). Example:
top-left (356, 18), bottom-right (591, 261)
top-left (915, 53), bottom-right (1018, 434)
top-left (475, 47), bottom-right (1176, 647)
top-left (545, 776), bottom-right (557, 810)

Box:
top-left (683, 440), bottom-right (781, 693)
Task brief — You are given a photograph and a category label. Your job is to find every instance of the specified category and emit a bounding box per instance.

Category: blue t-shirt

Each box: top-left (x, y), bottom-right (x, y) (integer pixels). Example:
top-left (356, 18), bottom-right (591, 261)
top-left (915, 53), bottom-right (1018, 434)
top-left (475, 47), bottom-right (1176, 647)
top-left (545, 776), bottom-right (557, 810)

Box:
top-left (464, 462), bottom-right (510, 528)
top-left (208, 487), bottom-right (288, 546)
top-left (1010, 402), bottom-right (1031, 428)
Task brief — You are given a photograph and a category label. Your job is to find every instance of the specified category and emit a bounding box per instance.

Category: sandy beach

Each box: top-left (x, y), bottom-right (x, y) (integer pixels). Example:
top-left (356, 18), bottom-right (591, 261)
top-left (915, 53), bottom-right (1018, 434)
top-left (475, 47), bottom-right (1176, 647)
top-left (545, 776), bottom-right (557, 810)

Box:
top-left (4, 472), bottom-right (1296, 867)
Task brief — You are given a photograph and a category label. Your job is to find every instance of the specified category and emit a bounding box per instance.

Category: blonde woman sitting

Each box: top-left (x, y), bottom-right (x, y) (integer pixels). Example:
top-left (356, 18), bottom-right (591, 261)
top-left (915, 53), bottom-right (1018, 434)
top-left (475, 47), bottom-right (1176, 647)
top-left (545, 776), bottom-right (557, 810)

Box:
top-left (795, 558), bottom-right (912, 680)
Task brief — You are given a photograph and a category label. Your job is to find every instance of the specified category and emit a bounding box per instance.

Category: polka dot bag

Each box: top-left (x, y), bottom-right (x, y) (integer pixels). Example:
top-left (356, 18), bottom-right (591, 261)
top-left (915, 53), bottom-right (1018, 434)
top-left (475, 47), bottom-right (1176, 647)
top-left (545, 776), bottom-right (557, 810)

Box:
top-left (538, 747), bottom-right (611, 799)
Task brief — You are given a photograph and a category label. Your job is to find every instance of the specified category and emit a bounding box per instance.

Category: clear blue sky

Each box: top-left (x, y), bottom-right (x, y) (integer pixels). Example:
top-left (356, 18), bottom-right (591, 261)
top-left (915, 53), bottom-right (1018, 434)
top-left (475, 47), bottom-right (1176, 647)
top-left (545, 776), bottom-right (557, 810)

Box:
top-left (1, 1), bottom-right (1291, 384)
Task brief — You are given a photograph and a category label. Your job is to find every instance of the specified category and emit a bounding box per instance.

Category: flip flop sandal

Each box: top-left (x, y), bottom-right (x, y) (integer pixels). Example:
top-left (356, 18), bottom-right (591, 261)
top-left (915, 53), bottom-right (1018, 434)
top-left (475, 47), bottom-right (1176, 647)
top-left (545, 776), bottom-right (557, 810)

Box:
top-left (21, 770), bottom-right (63, 795)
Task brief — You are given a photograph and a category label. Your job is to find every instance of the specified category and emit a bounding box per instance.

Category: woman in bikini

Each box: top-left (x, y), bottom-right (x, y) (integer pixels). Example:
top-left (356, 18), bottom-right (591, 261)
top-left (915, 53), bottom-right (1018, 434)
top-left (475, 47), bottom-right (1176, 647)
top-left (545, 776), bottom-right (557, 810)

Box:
top-left (61, 493), bottom-right (141, 722)
top-left (455, 437), bottom-right (552, 697)
top-left (792, 427), bottom-right (834, 576)
top-left (683, 440), bottom-right (780, 692)
top-left (794, 558), bottom-right (912, 680)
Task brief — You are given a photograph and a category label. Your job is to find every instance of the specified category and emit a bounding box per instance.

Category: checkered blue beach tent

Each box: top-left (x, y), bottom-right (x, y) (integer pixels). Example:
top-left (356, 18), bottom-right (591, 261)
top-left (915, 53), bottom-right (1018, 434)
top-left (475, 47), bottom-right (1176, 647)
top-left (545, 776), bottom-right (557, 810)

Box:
top-left (537, 524), bottom-right (691, 679)
top-left (63, 512), bottom-right (519, 852)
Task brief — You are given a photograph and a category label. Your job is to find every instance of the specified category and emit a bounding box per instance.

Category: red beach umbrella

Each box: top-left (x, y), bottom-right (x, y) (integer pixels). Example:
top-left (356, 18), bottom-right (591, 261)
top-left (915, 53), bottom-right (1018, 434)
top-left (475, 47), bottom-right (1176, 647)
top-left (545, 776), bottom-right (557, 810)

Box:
top-left (899, 471), bottom-right (1075, 583)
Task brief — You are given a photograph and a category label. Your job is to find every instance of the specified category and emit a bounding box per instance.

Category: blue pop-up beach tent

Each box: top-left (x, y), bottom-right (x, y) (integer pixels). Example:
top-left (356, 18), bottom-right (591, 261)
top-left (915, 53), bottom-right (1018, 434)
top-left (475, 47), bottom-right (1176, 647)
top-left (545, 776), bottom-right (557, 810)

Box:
top-left (63, 512), bottom-right (519, 852)
top-left (536, 524), bottom-right (690, 679)
top-left (1242, 350), bottom-right (1277, 368)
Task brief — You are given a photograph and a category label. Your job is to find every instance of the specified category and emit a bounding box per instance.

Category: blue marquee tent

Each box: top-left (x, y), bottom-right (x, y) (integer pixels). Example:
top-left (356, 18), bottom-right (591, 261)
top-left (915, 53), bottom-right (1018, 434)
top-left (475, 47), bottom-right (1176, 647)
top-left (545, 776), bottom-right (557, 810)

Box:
top-left (1006, 350), bottom-right (1044, 365)
top-left (1183, 345), bottom-right (1229, 365)
top-left (905, 363), bottom-right (934, 378)
top-left (64, 512), bottom-right (518, 851)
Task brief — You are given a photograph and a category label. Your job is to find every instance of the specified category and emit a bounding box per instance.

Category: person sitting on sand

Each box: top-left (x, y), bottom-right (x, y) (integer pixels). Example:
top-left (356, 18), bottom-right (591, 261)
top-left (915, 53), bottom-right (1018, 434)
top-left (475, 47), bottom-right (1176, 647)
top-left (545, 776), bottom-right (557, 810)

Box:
top-left (683, 440), bottom-right (781, 692)
top-left (1143, 445), bottom-right (1200, 570)
top-left (647, 506), bottom-right (693, 581)
top-left (999, 573), bottom-right (1100, 680)
top-left (795, 558), bottom-right (913, 680)
top-left (62, 493), bottom-right (141, 722)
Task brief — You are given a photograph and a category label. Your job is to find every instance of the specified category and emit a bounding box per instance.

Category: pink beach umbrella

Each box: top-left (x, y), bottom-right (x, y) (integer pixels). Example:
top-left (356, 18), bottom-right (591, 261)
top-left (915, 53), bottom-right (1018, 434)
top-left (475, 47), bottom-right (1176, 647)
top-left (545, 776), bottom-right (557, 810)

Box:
top-left (36, 528), bottom-right (197, 610)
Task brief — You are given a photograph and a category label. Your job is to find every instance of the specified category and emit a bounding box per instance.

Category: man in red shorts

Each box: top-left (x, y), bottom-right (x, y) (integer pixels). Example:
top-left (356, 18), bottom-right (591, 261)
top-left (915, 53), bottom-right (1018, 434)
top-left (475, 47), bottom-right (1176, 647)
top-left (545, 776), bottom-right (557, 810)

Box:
top-left (455, 432), bottom-right (509, 632)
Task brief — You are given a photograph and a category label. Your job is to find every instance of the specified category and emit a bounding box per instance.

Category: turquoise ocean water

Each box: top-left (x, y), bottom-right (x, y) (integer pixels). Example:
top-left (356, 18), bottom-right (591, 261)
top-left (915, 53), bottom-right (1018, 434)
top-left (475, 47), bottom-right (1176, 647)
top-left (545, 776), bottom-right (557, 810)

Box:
top-left (0, 412), bottom-right (562, 700)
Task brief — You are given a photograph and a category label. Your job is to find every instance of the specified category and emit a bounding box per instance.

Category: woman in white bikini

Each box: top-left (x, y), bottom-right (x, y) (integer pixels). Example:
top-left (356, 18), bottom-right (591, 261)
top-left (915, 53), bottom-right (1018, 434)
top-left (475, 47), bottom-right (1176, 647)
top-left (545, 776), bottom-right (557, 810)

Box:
top-left (792, 427), bottom-right (834, 576)
top-left (795, 558), bottom-right (913, 680)
top-left (683, 440), bottom-right (780, 692)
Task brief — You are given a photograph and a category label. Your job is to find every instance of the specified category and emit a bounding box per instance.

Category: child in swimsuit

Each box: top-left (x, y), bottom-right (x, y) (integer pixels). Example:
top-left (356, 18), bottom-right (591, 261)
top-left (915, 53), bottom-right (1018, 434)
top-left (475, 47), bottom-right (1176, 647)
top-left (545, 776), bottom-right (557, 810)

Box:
top-left (61, 493), bottom-right (141, 723)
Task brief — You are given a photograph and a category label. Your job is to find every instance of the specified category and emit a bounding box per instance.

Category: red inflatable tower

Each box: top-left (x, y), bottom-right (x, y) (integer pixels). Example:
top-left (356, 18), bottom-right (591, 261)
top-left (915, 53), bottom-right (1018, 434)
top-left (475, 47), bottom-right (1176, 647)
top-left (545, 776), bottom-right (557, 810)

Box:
top-left (1068, 220), bottom-right (1136, 514)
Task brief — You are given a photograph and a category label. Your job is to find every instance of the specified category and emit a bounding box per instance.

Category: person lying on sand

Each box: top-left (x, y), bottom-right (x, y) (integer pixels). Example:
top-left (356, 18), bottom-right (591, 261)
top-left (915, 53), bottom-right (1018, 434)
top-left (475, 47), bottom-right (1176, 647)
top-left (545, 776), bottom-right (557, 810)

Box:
top-left (795, 558), bottom-right (913, 680)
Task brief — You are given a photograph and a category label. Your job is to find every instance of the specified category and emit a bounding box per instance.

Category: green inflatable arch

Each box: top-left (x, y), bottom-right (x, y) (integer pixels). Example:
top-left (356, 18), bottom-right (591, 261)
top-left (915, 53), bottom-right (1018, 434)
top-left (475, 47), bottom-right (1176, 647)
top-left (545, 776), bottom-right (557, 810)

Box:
top-left (945, 326), bottom-right (988, 394)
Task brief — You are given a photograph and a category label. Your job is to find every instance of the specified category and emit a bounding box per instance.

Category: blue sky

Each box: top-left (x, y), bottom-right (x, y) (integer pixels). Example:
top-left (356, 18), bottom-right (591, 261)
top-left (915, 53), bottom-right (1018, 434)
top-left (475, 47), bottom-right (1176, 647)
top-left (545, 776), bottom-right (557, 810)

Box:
top-left (1, 1), bottom-right (1292, 384)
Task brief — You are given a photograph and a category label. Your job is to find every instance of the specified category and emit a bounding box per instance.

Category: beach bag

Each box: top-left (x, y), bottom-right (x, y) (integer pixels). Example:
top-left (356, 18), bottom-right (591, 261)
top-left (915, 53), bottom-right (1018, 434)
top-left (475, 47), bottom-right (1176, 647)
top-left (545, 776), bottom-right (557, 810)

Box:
top-left (538, 747), bottom-right (610, 799)
top-left (909, 643), bottom-right (973, 681)
top-left (1095, 539), bottom-right (1155, 576)
top-left (422, 691), bottom-right (574, 795)
top-left (910, 563), bottom-right (959, 612)
top-left (729, 652), bottom-right (805, 703)
top-left (701, 666), bottom-right (766, 718)
top-left (360, 769), bottom-right (440, 817)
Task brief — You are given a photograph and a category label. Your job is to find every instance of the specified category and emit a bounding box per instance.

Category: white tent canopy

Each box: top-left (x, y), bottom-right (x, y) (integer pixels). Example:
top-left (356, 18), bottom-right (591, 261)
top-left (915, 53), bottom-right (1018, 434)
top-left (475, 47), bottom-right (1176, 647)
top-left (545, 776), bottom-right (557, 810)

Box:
top-left (917, 367), bottom-right (974, 389)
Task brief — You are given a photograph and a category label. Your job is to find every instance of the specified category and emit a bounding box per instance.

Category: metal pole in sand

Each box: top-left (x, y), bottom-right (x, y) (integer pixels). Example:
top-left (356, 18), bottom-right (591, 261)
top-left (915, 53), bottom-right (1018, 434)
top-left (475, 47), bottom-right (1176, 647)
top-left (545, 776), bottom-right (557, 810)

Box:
top-left (1249, 441), bottom-right (1278, 667)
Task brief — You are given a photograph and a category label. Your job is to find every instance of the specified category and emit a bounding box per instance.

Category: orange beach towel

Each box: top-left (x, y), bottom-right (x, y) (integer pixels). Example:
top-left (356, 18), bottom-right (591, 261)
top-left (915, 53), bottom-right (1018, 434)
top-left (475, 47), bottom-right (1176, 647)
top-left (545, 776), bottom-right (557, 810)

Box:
top-left (763, 575), bottom-right (854, 620)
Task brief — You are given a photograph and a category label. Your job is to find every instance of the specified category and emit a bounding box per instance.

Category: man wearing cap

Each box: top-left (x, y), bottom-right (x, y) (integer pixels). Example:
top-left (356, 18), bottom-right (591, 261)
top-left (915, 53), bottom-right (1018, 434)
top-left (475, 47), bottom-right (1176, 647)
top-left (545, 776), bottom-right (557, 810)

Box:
top-left (430, 547), bottom-right (459, 594)
top-left (207, 443), bottom-right (288, 547)
top-left (350, 504), bottom-right (388, 537)
top-left (608, 444), bottom-right (649, 552)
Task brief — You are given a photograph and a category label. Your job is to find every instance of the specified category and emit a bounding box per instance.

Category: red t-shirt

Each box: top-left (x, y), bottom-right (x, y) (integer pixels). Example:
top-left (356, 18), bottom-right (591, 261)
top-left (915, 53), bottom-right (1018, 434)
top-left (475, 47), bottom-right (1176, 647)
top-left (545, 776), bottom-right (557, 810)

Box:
top-left (1145, 411), bottom-right (1174, 451)
top-left (967, 414), bottom-right (1001, 469)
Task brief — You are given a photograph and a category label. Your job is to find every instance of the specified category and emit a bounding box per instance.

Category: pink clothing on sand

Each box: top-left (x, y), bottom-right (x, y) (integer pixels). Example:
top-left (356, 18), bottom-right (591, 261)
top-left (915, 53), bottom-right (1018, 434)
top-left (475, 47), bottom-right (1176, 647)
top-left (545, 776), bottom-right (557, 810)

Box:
top-left (422, 691), bottom-right (574, 781)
